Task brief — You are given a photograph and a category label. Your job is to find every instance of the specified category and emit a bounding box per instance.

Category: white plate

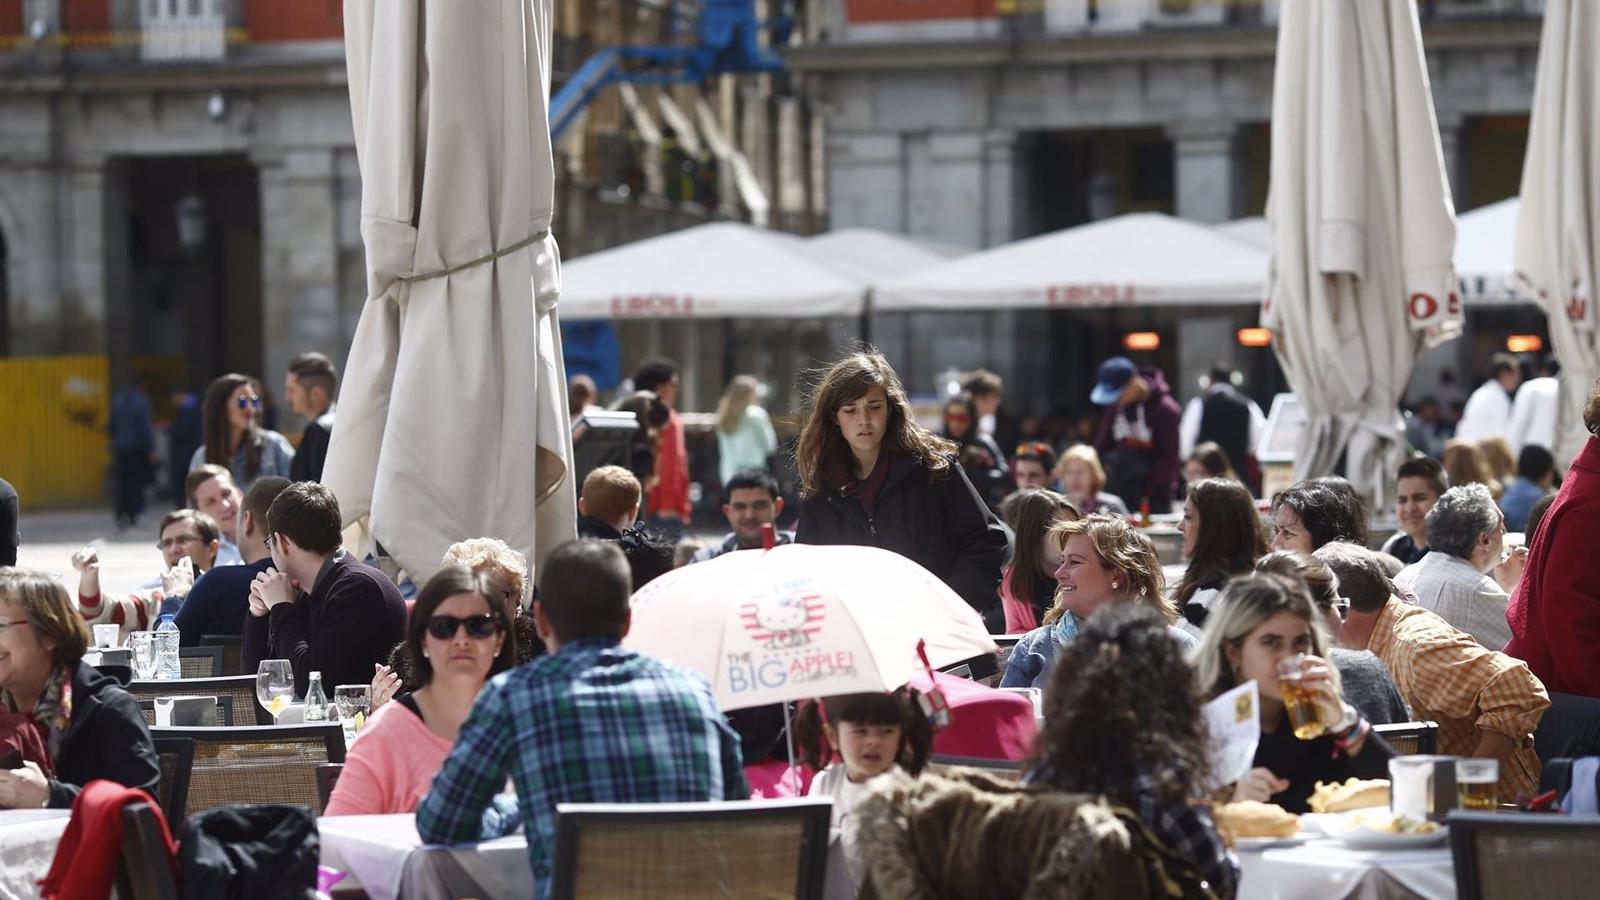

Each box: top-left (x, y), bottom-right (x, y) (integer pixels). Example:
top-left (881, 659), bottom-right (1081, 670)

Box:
top-left (1233, 833), bottom-right (1315, 851)
top-left (1330, 822), bottom-right (1448, 850)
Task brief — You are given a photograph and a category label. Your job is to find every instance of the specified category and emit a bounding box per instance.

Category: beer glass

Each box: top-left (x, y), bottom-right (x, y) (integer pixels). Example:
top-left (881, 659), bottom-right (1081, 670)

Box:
top-left (1277, 654), bottom-right (1325, 740)
top-left (1456, 759), bottom-right (1499, 810)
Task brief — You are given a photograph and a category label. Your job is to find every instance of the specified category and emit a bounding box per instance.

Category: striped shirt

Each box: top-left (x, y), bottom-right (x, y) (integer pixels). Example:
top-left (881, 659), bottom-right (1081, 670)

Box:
top-left (415, 637), bottom-right (749, 898)
top-left (1395, 551), bottom-right (1512, 650)
top-left (1367, 597), bottom-right (1548, 798)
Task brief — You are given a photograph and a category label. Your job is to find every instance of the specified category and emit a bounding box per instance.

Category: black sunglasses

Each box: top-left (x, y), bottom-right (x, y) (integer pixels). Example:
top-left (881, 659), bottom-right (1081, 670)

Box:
top-left (425, 614), bottom-right (501, 641)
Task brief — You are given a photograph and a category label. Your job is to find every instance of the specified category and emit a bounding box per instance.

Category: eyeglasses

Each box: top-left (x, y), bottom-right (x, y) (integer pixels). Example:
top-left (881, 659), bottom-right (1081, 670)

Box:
top-left (1317, 599), bottom-right (1351, 622)
top-left (156, 534), bottom-right (203, 551)
top-left (235, 394), bottom-right (262, 410)
top-left (425, 614), bottom-right (502, 640)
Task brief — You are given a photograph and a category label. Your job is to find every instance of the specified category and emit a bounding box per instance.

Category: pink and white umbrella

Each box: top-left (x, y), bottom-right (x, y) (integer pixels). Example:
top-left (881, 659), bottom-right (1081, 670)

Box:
top-left (625, 543), bottom-right (997, 711)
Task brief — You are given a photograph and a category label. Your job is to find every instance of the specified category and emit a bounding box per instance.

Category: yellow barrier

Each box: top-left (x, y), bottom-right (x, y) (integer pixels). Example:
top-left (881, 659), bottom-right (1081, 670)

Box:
top-left (0, 355), bottom-right (110, 510)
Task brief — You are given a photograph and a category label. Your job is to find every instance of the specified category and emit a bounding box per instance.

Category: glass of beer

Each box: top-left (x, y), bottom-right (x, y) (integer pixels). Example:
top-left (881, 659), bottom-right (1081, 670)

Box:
top-left (1277, 654), bottom-right (1325, 740)
top-left (1456, 759), bottom-right (1499, 810)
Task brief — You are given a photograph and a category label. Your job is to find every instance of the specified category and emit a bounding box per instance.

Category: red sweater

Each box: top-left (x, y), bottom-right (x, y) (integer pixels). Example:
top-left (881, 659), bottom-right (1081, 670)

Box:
top-left (39, 780), bottom-right (176, 900)
top-left (1506, 437), bottom-right (1600, 697)
top-left (647, 407), bottom-right (692, 521)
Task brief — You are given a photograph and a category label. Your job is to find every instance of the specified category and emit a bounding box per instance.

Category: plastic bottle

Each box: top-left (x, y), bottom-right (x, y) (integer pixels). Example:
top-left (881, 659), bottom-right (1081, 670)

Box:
top-left (154, 614), bottom-right (181, 680)
top-left (304, 671), bottom-right (329, 722)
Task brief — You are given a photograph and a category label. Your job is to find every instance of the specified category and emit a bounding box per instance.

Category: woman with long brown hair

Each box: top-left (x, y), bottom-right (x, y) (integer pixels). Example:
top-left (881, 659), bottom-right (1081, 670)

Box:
top-left (997, 489), bottom-right (1080, 633)
top-left (1173, 478), bottom-right (1268, 629)
top-left (794, 348), bottom-right (1008, 626)
top-left (187, 373), bottom-right (294, 489)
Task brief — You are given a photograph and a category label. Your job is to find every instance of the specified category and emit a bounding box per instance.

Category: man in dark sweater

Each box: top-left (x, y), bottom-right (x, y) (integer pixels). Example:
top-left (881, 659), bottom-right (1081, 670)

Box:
top-left (174, 476), bottom-right (290, 647)
top-left (243, 481), bottom-right (405, 697)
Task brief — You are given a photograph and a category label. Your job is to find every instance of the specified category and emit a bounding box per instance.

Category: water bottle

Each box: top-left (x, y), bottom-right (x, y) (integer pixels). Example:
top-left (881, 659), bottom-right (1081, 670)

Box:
top-left (304, 671), bottom-right (329, 722)
top-left (154, 615), bottom-right (181, 680)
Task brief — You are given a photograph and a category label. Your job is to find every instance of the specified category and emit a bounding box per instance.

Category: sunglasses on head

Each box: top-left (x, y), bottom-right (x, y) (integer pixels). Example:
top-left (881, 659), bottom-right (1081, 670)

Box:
top-left (425, 613), bottom-right (501, 640)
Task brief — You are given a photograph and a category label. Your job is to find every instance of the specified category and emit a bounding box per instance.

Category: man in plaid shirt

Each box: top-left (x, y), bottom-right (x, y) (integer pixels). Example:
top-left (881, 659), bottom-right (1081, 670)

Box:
top-left (1317, 543), bottom-right (1549, 799)
top-left (416, 540), bottom-right (749, 897)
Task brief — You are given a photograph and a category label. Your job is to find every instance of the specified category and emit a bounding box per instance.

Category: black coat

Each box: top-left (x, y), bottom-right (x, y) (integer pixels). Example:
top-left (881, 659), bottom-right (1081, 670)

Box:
top-left (289, 412), bottom-right (334, 483)
top-left (796, 454), bottom-right (1009, 617)
top-left (47, 661), bottom-right (160, 807)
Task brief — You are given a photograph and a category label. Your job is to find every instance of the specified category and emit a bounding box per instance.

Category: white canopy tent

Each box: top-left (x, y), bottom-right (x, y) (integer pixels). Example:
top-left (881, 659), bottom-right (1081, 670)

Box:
top-left (802, 227), bottom-right (966, 284)
top-left (558, 222), bottom-right (864, 320)
top-left (1457, 197), bottom-right (1529, 304)
top-left (872, 213), bottom-right (1268, 311)
top-left (1262, 0), bottom-right (1459, 508)
top-left (1214, 216), bottom-right (1271, 251)
top-left (326, 0), bottom-right (574, 581)
top-left (1516, 0), bottom-right (1600, 465)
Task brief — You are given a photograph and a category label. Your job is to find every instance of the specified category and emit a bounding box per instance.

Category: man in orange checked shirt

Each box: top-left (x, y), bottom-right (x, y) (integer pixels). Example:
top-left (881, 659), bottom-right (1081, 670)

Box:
top-left (633, 358), bottom-right (691, 540)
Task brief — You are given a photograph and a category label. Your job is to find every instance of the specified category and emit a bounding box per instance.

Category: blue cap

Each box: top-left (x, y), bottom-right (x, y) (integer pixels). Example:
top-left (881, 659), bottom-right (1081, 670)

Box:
top-left (1090, 357), bottom-right (1138, 406)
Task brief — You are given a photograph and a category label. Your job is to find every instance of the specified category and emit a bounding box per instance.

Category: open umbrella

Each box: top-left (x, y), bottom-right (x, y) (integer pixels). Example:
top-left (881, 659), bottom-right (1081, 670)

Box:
top-left (1515, 0), bottom-right (1600, 467)
top-left (325, 0), bottom-right (575, 581)
top-left (624, 543), bottom-right (997, 712)
top-left (1262, 0), bottom-right (1459, 509)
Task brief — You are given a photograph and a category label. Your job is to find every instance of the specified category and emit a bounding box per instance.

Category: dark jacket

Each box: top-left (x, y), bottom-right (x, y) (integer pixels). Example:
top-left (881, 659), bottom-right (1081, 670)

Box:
top-left (1095, 366), bottom-right (1183, 513)
top-left (690, 529), bottom-right (793, 563)
top-left (48, 661), bottom-right (160, 808)
top-left (242, 553), bottom-right (407, 698)
top-left (289, 410), bottom-right (335, 483)
top-left (0, 477), bottom-right (16, 567)
top-left (175, 557), bottom-right (271, 647)
top-left (795, 454), bottom-right (1008, 617)
top-left (576, 515), bottom-right (625, 541)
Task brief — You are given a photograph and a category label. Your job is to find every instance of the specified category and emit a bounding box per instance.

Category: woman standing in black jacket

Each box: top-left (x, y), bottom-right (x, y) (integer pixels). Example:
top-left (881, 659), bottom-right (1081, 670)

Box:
top-left (794, 349), bottom-right (1009, 628)
top-left (0, 568), bottom-right (159, 808)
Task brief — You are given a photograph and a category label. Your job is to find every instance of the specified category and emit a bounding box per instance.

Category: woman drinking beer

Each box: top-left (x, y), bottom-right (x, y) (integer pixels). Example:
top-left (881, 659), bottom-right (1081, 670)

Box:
top-left (1191, 573), bottom-right (1392, 813)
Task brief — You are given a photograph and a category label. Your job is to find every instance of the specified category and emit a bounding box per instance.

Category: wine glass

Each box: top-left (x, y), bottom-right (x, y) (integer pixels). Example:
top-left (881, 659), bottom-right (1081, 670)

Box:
top-left (256, 659), bottom-right (294, 724)
top-left (334, 684), bottom-right (371, 745)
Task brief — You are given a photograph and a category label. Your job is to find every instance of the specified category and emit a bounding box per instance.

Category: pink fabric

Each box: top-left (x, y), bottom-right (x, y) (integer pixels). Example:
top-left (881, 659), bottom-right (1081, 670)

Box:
top-left (999, 567), bottom-right (1039, 633)
top-left (908, 670), bottom-right (1037, 760)
top-left (744, 760), bottom-right (817, 799)
top-left (323, 699), bottom-right (454, 816)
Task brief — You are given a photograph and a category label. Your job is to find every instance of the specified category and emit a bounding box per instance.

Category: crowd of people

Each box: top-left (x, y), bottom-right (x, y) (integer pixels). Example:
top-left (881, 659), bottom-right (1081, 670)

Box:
top-left (1, 342), bottom-right (1598, 899)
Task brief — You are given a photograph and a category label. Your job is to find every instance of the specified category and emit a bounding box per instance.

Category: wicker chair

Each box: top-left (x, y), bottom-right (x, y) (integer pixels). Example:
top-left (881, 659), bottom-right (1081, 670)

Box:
top-left (1373, 720), bottom-right (1439, 756)
top-left (150, 738), bottom-right (193, 820)
top-left (127, 675), bottom-right (270, 725)
top-left (150, 724), bottom-right (345, 816)
top-left (548, 799), bottom-right (832, 899)
top-left (928, 754), bottom-right (1024, 782)
top-left (198, 634), bottom-right (243, 677)
top-left (178, 646), bottom-right (225, 679)
top-left (1450, 811), bottom-right (1600, 899)
top-left (316, 763), bottom-right (344, 810)
top-left (114, 801), bottom-right (180, 900)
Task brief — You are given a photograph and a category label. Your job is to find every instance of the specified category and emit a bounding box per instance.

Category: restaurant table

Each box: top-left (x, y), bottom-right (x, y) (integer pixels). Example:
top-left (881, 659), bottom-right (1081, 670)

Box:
top-left (318, 814), bottom-right (534, 900)
top-left (1236, 838), bottom-right (1454, 900)
top-left (0, 810), bottom-right (71, 900)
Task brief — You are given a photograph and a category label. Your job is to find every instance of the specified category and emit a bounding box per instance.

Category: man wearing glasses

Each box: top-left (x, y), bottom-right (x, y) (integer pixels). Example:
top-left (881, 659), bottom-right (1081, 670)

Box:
top-left (71, 509), bottom-right (221, 640)
top-left (243, 482), bottom-right (406, 697)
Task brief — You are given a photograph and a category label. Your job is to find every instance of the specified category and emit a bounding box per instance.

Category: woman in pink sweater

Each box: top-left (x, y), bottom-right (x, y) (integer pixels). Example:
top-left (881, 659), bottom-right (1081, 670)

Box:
top-left (325, 565), bottom-right (516, 815)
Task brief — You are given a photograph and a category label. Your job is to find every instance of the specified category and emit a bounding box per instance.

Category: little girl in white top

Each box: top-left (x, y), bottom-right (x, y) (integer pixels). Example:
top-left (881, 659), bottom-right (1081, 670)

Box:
top-left (795, 689), bottom-right (934, 890)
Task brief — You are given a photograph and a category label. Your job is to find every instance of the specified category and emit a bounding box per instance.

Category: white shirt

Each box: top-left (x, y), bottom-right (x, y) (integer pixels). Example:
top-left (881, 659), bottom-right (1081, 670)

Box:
top-left (808, 763), bottom-right (901, 892)
top-left (1394, 551), bottom-right (1511, 650)
top-left (1178, 386), bottom-right (1268, 459)
top-left (1456, 380), bottom-right (1514, 442)
top-left (1504, 376), bottom-right (1559, 454)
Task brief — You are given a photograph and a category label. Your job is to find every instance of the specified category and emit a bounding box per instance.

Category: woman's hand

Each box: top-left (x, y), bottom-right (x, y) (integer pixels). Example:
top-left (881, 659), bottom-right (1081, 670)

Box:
top-left (1232, 767), bottom-right (1289, 803)
top-left (1290, 655), bottom-right (1346, 729)
top-left (70, 546), bottom-right (99, 573)
top-left (0, 761), bottom-right (51, 809)
top-left (370, 664), bottom-right (401, 712)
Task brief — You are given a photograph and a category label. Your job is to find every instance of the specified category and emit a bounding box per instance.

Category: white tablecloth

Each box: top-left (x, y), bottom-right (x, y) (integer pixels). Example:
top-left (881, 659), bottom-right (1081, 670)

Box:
top-left (0, 810), bottom-right (71, 900)
top-left (317, 813), bottom-right (534, 900)
top-left (1237, 838), bottom-right (1454, 900)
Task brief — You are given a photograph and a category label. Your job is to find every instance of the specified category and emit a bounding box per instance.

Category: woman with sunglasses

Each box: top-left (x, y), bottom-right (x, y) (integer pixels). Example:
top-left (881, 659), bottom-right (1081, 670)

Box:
top-left (325, 565), bottom-right (516, 816)
top-left (1255, 551), bottom-right (1411, 726)
top-left (941, 392), bottom-right (1008, 509)
top-left (188, 373), bottom-right (294, 490)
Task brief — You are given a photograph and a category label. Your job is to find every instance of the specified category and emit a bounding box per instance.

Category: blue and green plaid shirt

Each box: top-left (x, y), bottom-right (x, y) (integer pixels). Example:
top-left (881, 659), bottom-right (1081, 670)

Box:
top-left (415, 636), bottom-right (749, 897)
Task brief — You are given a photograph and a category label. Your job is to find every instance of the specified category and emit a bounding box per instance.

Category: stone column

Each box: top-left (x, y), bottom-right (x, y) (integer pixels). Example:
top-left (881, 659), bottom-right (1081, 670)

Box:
top-left (1170, 121), bottom-right (1239, 223)
top-left (255, 147), bottom-right (342, 430)
top-left (825, 133), bottom-right (904, 233)
top-left (63, 160), bottom-right (110, 355)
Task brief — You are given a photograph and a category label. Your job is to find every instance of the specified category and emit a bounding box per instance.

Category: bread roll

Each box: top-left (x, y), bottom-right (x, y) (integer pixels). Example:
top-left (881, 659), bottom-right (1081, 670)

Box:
top-left (1216, 800), bottom-right (1300, 838)
top-left (1308, 778), bottom-right (1390, 813)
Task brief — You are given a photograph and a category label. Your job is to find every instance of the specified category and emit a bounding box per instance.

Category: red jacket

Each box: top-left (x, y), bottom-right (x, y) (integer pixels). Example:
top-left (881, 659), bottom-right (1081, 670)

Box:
top-left (1506, 437), bottom-right (1600, 697)
top-left (39, 779), bottom-right (177, 900)
top-left (647, 407), bottom-right (692, 521)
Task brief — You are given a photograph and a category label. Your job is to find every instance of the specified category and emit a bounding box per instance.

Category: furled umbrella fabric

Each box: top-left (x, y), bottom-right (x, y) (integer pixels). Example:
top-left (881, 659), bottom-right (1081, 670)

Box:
top-left (1515, 0), bottom-right (1600, 467)
top-left (326, 0), bottom-right (575, 583)
top-left (1263, 0), bottom-right (1459, 509)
